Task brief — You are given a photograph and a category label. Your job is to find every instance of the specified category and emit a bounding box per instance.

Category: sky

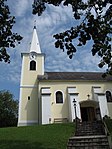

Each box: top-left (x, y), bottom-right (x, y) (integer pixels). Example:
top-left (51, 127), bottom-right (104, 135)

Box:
top-left (0, 0), bottom-right (105, 100)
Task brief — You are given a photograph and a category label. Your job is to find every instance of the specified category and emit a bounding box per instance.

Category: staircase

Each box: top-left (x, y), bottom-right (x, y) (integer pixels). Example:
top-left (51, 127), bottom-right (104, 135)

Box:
top-left (67, 120), bottom-right (110, 149)
top-left (76, 121), bottom-right (105, 136)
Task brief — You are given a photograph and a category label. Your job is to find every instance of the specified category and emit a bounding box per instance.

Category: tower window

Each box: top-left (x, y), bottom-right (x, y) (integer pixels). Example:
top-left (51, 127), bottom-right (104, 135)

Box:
top-left (30, 60), bottom-right (36, 71)
top-left (106, 91), bottom-right (112, 102)
top-left (28, 96), bottom-right (30, 100)
top-left (56, 91), bottom-right (63, 104)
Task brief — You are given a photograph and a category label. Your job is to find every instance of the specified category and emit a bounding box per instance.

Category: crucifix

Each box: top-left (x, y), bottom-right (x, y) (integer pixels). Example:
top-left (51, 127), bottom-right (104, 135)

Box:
top-left (87, 94), bottom-right (90, 100)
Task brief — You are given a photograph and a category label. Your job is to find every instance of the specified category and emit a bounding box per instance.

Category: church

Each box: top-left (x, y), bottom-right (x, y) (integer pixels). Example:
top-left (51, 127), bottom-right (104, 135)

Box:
top-left (18, 26), bottom-right (112, 126)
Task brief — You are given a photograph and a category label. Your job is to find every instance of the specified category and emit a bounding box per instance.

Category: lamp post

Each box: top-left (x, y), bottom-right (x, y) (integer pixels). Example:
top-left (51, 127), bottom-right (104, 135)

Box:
top-left (73, 98), bottom-right (77, 131)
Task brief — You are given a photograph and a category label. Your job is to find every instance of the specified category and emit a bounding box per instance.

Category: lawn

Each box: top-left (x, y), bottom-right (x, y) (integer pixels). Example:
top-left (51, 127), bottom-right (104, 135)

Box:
top-left (0, 123), bottom-right (75, 149)
top-left (104, 119), bottom-right (112, 137)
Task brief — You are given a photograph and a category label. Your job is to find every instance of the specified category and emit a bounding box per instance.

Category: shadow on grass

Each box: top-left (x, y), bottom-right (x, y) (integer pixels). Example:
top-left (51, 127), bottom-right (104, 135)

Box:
top-left (0, 140), bottom-right (55, 149)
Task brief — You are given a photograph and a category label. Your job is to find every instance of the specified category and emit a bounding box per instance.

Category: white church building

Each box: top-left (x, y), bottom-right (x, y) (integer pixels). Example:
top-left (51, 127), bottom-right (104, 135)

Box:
top-left (18, 26), bottom-right (112, 126)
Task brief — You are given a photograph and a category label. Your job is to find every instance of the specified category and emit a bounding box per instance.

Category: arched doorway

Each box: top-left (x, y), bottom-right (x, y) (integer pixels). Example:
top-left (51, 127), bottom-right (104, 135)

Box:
top-left (80, 100), bottom-right (99, 122)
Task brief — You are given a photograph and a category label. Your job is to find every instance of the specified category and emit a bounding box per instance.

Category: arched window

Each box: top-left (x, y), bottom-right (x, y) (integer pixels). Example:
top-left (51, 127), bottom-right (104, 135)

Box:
top-left (30, 60), bottom-right (36, 71)
top-left (106, 91), bottom-right (112, 102)
top-left (56, 91), bottom-right (63, 103)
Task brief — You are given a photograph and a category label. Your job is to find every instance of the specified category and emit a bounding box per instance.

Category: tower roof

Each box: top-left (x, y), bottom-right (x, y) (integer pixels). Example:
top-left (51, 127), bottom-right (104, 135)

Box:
top-left (30, 26), bottom-right (41, 54)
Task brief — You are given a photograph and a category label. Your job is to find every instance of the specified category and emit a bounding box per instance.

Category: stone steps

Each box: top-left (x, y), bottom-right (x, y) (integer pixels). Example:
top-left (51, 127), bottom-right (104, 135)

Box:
top-left (75, 121), bottom-right (105, 136)
top-left (67, 135), bottom-right (110, 149)
top-left (67, 121), bottom-right (110, 149)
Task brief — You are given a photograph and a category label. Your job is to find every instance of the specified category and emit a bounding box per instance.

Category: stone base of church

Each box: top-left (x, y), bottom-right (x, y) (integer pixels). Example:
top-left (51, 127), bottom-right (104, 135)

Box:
top-left (18, 120), bottom-right (38, 126)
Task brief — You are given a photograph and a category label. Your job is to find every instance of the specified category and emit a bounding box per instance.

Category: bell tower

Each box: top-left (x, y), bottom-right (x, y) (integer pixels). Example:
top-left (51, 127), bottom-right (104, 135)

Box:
top-left (29, 25), bottom-right (44, 76)
top-left (18, 26), bottom-right (44, 126)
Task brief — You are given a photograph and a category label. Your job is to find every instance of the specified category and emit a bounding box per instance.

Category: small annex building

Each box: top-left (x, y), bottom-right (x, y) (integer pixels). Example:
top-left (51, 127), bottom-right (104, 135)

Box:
top-left (18, 26), bottom-right (112, 126)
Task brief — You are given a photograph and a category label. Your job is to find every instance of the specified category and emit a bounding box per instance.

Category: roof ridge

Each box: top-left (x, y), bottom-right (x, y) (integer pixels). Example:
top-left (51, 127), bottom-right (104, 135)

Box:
top-left (45, 71), bottom-right (104, 73)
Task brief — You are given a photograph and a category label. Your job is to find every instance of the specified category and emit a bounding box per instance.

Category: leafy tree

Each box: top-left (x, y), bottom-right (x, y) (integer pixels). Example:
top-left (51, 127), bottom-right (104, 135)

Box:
top-left (0, 90), bottom-right (18, 127)
top-left (32, 0), bottom-right (112, 77)
top-left (0, 0), bottom-right (22, 63)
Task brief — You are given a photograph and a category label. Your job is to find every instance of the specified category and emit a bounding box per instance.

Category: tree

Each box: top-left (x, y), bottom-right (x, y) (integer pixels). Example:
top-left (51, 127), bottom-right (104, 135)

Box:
top-left (0, 90), bottom-right (18, 127)
top-left (0, 0), bottom-right (22, 63)
top-left (32, 0), bottom-right (112, 77)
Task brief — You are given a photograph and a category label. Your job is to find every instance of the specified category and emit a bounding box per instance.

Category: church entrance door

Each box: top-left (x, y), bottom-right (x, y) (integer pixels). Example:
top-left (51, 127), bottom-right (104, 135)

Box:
top-left (81, 107), bottom-right (95, 122)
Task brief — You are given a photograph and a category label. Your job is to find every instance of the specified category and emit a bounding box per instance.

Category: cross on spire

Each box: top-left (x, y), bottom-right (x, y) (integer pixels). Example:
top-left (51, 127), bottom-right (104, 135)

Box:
top-left (34, 20), bottom-right (36, 29)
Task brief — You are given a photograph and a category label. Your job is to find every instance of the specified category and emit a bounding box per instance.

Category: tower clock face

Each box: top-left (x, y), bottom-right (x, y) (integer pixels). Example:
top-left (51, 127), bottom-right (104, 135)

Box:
top-left (29, 53), bottom-right (36, 60)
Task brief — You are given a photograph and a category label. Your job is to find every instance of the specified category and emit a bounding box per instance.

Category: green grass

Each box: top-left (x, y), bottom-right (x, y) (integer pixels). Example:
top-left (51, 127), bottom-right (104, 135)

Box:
top-left (0, 123), bottom-right (75, 149)
top-left (105, 119), bottom-right (112, 135)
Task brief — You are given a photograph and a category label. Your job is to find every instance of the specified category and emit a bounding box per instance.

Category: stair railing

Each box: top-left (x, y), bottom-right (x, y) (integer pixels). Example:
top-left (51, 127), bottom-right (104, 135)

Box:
top-left (103, 120), bottom-right (112, 149)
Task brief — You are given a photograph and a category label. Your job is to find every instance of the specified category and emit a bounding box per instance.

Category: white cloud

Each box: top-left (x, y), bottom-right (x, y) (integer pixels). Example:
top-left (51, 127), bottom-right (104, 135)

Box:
top-left (10, 0), bottom-right (32, 17)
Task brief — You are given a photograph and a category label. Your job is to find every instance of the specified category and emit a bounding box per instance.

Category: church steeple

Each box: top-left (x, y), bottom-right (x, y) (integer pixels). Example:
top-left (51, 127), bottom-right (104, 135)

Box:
top-left (30, 26), bottom-right (41, 54)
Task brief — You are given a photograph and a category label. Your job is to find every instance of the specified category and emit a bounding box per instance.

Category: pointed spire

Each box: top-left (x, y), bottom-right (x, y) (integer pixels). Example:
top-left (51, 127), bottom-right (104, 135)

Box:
top-left (30, 24), bottom-right (41, 54)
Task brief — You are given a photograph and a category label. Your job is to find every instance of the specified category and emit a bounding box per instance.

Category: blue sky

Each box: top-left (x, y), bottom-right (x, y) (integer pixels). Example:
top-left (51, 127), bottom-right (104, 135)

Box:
top-left (0, 0), bottom-right (105, 100)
